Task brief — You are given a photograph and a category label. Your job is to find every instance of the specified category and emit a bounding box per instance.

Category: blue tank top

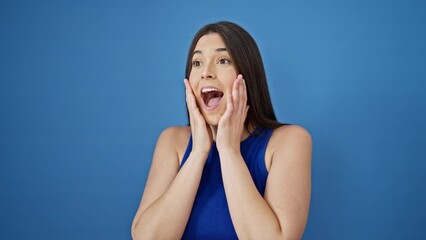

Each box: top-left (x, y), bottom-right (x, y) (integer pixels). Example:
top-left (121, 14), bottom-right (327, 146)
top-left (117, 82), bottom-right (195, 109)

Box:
top-left (180, 128), bottom-right (273, 239)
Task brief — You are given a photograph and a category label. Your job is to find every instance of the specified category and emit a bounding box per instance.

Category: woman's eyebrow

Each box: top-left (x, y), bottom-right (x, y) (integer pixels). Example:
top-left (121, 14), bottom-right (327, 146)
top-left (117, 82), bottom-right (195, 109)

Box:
top-left (193, 48), bottom-right (228, 55)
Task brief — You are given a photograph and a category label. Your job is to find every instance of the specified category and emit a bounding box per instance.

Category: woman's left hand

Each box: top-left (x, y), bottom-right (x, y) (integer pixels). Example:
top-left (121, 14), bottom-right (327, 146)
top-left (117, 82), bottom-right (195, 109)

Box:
top-left (216, 74), bottom-right (249, 154)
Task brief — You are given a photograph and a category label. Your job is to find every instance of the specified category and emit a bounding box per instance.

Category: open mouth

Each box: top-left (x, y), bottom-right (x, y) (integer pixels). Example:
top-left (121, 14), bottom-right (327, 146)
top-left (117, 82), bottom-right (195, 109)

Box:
top-left (201, 87), bottom-right (224, 109)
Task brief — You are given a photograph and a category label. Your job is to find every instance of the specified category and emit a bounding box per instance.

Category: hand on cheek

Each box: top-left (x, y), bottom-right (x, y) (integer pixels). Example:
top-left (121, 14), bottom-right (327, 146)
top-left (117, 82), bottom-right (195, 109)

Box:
top-left (216, 74), bottom-right (249, 154)
top-left (184, 79), bottom-right (213, 156)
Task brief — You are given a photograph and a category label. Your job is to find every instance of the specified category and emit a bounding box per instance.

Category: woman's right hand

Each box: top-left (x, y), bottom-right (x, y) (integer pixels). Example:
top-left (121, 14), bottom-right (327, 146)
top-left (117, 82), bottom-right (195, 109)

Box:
top-left (184, 79), bottom-right (213, 157)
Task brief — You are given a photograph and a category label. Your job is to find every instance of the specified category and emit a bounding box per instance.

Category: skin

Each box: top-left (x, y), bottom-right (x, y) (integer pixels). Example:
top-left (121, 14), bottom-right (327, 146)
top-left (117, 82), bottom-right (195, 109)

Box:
top-left (132, 33), bottom-right (312, 240)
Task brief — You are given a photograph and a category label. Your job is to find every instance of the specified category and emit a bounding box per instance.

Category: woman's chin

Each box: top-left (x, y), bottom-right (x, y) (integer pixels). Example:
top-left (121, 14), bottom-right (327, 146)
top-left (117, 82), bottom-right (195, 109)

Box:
top-left (201, 104), bottom-right (224, 127)
top-left (203, 114), bottom-right (221, 127)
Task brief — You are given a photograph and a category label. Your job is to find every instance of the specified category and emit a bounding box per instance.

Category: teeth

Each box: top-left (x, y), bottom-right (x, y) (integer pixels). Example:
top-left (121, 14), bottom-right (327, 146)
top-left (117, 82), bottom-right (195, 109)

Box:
top-left (201, 87), bottom-right (220, 93)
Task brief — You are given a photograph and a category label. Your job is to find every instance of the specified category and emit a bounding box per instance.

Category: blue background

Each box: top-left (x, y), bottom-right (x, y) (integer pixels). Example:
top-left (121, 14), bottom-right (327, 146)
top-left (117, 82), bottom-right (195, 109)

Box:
top-left (1, 0), bottom-right (425, 239)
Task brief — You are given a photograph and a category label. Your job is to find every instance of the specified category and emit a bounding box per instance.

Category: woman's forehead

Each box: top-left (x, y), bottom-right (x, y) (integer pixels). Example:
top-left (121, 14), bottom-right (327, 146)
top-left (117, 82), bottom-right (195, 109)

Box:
top-left (194, 33), bottom-right (226, 51)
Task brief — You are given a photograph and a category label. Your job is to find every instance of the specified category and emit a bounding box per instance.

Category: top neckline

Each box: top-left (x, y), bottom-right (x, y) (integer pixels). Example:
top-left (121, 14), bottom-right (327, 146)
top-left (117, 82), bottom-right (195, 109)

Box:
top-left (212, 128), bottom-right (262, 145)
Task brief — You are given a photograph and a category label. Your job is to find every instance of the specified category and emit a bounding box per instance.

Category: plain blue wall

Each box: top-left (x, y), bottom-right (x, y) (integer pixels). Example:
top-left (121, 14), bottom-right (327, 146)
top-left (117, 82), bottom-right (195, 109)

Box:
top-left (1, 0), bottom-right (425, 239)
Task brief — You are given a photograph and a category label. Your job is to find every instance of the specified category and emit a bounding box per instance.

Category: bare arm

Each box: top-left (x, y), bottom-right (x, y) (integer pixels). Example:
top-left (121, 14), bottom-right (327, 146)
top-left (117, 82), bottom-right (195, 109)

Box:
top-left (216, 76), bottom-right (312, 239)
top-left (132, 79), bottom-right (213, 239)
top-left (131, 127), bottom-right (208, 240)
top-left (220, 126), bottom-right (312, 240)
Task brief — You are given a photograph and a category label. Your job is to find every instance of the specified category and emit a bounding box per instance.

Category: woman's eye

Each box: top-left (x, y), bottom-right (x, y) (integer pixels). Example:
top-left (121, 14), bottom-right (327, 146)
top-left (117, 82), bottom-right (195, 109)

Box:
top-left (192, 60), bottom-right (201, 67)
top-left (218, 58), bottom-right (230, 64)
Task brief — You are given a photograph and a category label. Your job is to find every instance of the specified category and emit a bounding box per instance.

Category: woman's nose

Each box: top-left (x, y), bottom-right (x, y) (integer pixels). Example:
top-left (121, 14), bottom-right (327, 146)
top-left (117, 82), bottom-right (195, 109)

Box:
top-left (201, 62), bottom-right (216, 79)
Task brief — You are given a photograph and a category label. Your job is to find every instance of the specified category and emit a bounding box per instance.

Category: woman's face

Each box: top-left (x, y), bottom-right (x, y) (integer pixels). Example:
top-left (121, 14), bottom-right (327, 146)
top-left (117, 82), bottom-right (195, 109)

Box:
top-left (189, 33), bottom-right (238, 126)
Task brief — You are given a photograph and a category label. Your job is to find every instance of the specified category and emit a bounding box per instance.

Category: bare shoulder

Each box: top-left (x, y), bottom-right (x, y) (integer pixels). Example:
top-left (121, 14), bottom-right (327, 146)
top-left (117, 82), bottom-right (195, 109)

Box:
top-left (267, 125), bottom-right (312, 164)
top-left (157, 126), bottom-right (191, 161)
top-left (271, 125), bottom-right (312, 146)
top-left (159, 126), bottom-right (191, 142)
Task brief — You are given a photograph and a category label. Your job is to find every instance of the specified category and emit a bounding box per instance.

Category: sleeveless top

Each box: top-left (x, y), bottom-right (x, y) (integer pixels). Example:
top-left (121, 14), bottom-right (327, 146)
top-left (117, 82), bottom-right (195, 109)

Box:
top-left (180, 128), bottom-right (274, 239)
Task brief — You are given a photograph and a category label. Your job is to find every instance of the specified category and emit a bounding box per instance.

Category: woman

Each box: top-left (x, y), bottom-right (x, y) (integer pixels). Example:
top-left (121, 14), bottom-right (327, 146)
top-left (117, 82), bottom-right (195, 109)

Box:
top-left (132, 21), bottom-right (312, 240)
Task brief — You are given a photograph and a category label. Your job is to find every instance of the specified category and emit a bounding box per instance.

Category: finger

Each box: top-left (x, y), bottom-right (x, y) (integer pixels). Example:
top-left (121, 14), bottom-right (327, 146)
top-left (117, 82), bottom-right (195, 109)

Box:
top-left (241, 78), bottom-right (247, 103)
top-left (232, 77), bottom-right (240, 110)
top-left (184, 79), bottom-right (196, 125)
top-left (239, 78), bottom-right (246, 113)
top-left (184, 79), bottom-right (195, 112)
top-left (184, 79), bottom-right (197, 111)
top-left (184, 79), bottom-right (190, 104)
top-left (221, 94), bottom-right (233, 121)
top-left (237, 74), bottom-right (245, 104)
top-left (184, 79), bottom-right (206, 125)
top-left (185, 79), bottom-right (202, 123)
top-left (184, 79), bottom-right (191, 109)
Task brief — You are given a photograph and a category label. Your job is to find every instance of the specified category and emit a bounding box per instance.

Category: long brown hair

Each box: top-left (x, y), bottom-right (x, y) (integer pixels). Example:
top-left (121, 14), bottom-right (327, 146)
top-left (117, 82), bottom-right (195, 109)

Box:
top-left (185, 21), bottom-right (283, 130)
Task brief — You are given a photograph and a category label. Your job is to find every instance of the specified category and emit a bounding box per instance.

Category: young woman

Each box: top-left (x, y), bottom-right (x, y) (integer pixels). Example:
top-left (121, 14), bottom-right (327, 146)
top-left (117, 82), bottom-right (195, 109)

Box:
top-left (132, 21), bottom-right (312, 240)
